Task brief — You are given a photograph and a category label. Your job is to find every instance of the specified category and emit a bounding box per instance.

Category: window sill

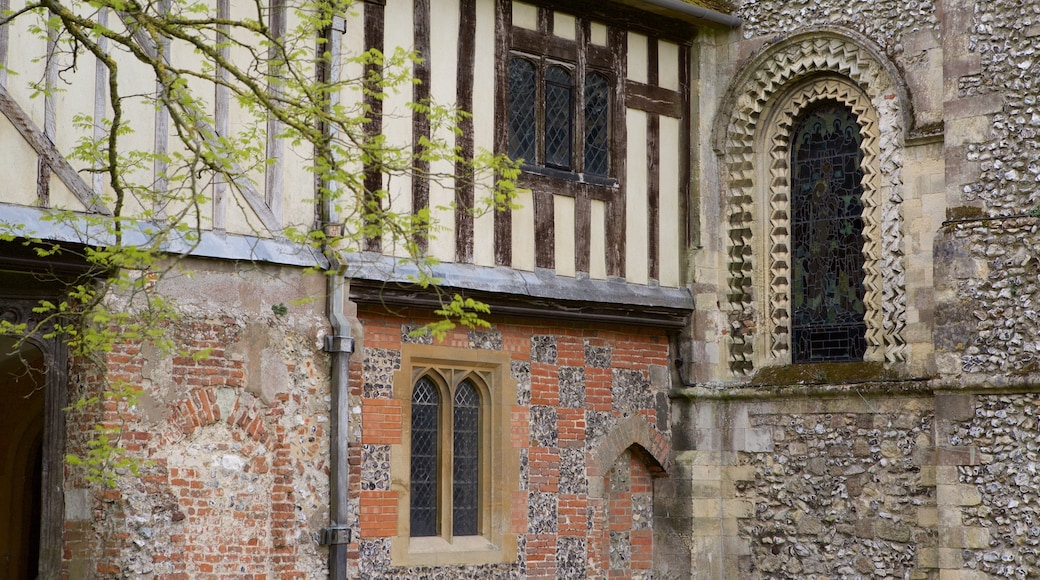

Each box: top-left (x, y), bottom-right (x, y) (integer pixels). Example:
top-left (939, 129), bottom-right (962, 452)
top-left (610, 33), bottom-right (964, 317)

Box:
top-left (392, 534), bottom-right (513, 567)
top-left (519, 164), bottom-right (617, 188)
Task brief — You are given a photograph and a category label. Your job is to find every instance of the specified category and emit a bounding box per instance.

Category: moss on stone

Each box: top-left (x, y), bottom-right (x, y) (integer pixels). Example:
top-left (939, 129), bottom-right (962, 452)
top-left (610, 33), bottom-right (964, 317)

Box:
top-left (945, 205), bottom-right (986, 221)
top-left (750, 361), bottom-right (897, 386)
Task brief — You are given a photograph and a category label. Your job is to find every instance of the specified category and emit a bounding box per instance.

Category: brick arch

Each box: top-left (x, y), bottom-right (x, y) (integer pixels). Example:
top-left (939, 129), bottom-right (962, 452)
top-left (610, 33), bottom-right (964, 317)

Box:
top-left (711, 28), bottom-right (909, 374)
top-left (162, 387), bottom-right (272, 446)
top-left (587, 415), bottom-right (670, 497)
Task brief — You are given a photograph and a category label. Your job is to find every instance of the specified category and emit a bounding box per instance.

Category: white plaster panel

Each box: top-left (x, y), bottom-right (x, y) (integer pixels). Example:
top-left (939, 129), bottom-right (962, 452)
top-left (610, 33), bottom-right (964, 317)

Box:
top-left (512, 189), bottom-right (535, 271)
top-left (659, 115), bottom-right (681, 287)
top-left (382, 0), bottom-right (415, 258)
top-left (5, 22), bottom-right (47, 133)
top-left (512, 2), bottom-right (538, 30)
top-left (472, 0), bottom-right (498, 267)
top-left (625, 108), bottom-right (649, 284)
top-left (553, 12), bottom-right (576, 40)
top-left (659, 40), bottom-right (680, 92)
top-left (554, 195), bottom-right (576, 277)
top-left (0, 115), bottom-right (42, 207)
top-left (590, 199), bottom-right (606, 279)
top-left (627, 32), bottom-right (648, 84)
top-left (590, 22), bottom-right (608, 47)
top-left (428, 0), bottom-right (461, 263)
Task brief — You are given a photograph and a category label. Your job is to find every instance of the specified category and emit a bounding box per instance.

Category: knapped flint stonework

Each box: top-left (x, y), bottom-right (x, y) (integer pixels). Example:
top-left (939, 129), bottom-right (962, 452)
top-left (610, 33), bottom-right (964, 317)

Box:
top-left (965, 2), bottom-right (1040, 214)
top-left (736, 0), bottom-right (937, 56)
top-left (734, 407), bottom-right (935, 578)
top-left (955, 394), bottom-right (1040, 576)
top-left (944, 220), bottom-right (1040, 376)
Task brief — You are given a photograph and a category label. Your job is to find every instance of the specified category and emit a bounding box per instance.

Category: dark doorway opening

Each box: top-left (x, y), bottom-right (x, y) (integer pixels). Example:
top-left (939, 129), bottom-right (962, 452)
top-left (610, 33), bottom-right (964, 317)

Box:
top-left (0, 335), bottom-right (45, 579)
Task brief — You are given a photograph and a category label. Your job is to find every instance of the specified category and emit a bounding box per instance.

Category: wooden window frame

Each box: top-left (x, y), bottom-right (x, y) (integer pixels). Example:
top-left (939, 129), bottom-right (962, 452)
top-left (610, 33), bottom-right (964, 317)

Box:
top-left (506, 5), bottom-right (619, 189)
top-left (390, 344), bottom-right (519, 567)
top-left (508, 50), bottom-right (616, 185)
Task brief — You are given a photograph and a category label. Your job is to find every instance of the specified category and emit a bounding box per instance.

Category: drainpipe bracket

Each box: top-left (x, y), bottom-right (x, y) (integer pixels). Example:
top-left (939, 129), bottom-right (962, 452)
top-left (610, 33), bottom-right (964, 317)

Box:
top-left (319, 525), bottom-right (352, 545)
top-left (324, 335), bottom-right (355, 354)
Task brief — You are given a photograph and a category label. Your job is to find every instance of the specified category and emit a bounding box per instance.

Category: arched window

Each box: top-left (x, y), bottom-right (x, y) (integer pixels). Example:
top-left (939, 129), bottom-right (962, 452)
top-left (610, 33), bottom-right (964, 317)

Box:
top-left (408, 375), bottom-right (483, 538)
top-left (409, 378), bottom-right (440, 537)
top-left (452, 380), bottom-right (480, 535)
top-left (390, 346), bottom-right (519, 567)
top-left (789, 102), bottom-right (867, 363)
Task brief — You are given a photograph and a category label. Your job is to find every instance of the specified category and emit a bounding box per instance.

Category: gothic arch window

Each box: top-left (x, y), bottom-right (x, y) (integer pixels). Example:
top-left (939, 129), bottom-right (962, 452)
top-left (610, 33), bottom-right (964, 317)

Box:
top-left (390, 344), bottom-right (519, 567)
top-left (789, 101), bottom-right (867, 363)
top-left (408, 375), bottom-right (483, 538)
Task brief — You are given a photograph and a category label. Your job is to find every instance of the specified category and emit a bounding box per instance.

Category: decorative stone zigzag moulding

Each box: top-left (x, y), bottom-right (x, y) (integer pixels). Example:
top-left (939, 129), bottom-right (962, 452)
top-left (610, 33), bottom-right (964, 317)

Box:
top-left (713, 29), bottom-right (908, 374)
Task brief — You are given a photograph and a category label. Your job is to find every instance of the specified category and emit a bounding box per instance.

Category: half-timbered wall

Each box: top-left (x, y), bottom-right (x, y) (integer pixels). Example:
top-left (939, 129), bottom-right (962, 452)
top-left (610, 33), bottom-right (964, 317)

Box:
top-left (0, 0), bottom-right (692, 292)
top-left (358, 0), bottom-right (692, 288)
top-left (0, 0), bottom-right (326, 238)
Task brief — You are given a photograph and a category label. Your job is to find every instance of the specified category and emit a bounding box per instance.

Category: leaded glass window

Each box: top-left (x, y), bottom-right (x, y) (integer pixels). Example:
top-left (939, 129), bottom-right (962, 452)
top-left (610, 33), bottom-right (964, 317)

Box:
top-left (790, 102), bottom-right (867, 363)
top-left (544, 65), bottom-right (573, 170)
top-left (452, 380), bottom-right (480, 535)
top-left (508, 58), bottom-right (537, 164)
top-left (408, 375), bottom-right (484, 539)
top-left (506, 52), bottom-right (611, 177)
top-left (584, 72), bottom-right (609, 176)
top-left (410, 378), bottom-right (439, 537)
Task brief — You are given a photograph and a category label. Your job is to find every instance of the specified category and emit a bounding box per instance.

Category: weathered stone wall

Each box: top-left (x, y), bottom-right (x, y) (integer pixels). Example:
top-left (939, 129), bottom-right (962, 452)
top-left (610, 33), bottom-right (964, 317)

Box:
top-left (735, 0), bottom-right (936, 57)
top-left (62, 260), bottom-right (332, 578)
top-left (735, 400), bottom-right (935, 578)
top-left (930, 0), bottom-right (1040, 385)
top-left (671, 393), bottom-right (937, 579)
top-left (954, 394), bottom-right (1040, 576)
top-left (350, 309), bottom-right (673, 579)
top-left (936, 220), bottom-right (1040, 379)
top-left (962, 2), bottom-right (1040, 214)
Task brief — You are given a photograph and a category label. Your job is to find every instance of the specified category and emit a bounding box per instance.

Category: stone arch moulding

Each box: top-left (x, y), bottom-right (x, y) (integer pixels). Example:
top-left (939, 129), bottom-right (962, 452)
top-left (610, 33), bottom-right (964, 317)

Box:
top-left (711, 28), bottom-right (909, 375)
top-left (587, 415), bottom-right (670, 498)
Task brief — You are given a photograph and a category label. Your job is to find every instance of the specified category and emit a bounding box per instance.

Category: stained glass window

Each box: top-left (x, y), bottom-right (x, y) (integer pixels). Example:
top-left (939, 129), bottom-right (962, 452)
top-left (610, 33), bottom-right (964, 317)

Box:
top-left (410, 378), bottom-right (439, 537)
top-left (584, 72), bottom-right (609, 176)
top-left (790, 102), bottom-right (867, 363)
top-left (544, 65), bottom-right (573, 170)
top-left (452, 380), bottom-right (480, 535)
top-left (508, 58), bottom-right (537, 164)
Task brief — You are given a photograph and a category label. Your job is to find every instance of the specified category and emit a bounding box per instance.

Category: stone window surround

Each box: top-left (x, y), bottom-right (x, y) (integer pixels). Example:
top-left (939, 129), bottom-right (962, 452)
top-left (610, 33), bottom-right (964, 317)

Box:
top-left (713, 30), bottom-right (909, 375)
top-left (388, 343), bottom-right (519, 568)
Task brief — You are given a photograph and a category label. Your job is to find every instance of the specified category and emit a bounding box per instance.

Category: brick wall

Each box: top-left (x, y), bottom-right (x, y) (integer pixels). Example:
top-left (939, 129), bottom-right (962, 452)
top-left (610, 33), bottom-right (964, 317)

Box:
top-left (351, 308), bottom-right (673, 578)
top-left (60, 263), bottom-right (332, 578)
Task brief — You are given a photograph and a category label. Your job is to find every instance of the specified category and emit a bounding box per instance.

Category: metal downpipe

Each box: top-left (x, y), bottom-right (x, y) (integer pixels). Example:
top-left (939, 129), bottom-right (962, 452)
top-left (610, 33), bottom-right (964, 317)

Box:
top-left (318, 13), bottom-right (354, 579)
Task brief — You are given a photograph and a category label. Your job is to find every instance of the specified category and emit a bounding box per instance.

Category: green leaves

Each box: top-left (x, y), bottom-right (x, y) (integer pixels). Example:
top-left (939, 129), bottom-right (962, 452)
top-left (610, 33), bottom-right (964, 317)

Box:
top-left (2, 0), bottom-right (523, 487)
